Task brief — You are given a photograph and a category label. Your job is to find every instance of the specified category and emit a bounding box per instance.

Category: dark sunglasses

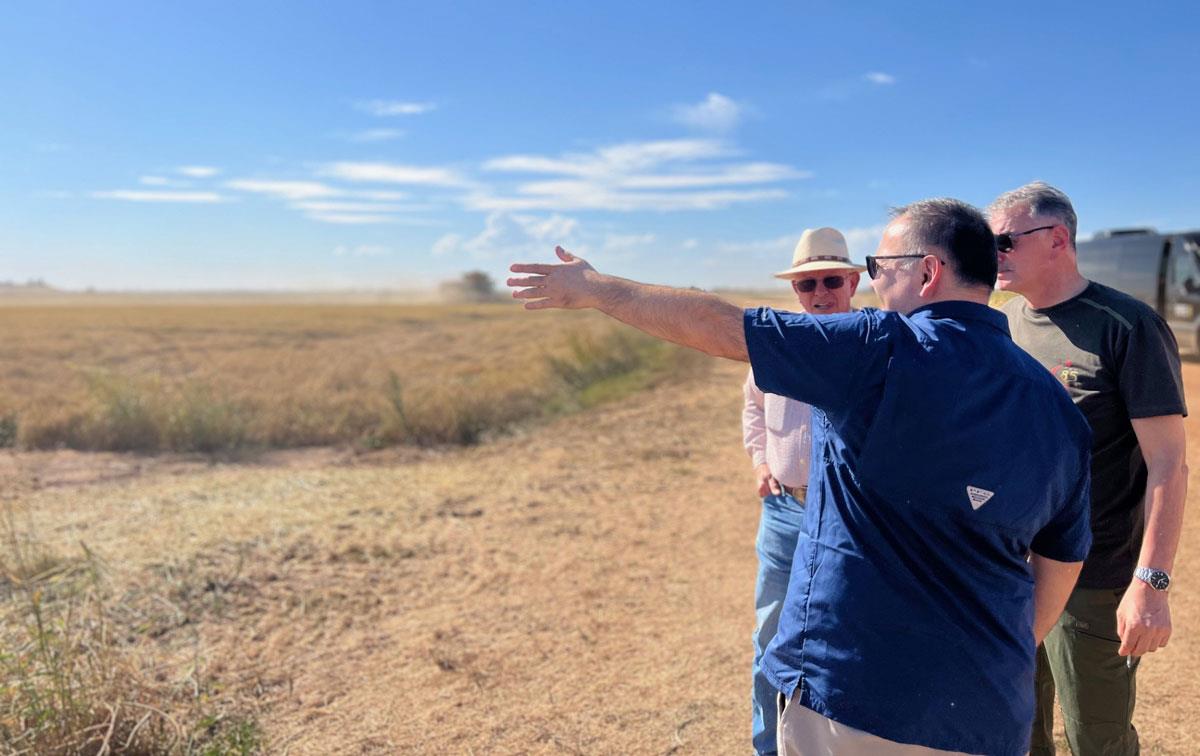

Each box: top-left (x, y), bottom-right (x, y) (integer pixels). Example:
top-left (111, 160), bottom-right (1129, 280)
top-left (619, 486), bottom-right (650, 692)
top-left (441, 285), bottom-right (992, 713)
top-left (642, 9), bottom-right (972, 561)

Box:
top-left (995, 225), bottom-right (1056, 253)
top-left (865, 255), bottom-right (925, 280)
top-left (793, 275), bottom-right (846, 293)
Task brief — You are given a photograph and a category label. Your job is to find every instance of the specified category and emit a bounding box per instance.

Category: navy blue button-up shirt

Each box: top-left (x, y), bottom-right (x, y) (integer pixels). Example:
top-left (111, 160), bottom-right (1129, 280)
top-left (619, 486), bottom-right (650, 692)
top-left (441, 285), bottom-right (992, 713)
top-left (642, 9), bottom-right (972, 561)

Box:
top-left (745, 301), bottom-right (1092, 756)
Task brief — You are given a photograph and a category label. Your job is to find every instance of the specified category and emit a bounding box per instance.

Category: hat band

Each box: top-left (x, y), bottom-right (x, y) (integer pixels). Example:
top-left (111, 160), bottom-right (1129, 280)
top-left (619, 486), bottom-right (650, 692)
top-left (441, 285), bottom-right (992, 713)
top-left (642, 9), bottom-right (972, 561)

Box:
top-left (797, 255), bottom-right (852, 262)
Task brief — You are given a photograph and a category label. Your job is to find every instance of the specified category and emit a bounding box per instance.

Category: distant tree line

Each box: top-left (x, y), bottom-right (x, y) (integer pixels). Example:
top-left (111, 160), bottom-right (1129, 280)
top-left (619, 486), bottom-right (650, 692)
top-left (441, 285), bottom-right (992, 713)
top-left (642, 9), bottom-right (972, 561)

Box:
top-left (0, 278), bottom-right (54, 289)
top-left (439, 271), bottom-right (501, 302)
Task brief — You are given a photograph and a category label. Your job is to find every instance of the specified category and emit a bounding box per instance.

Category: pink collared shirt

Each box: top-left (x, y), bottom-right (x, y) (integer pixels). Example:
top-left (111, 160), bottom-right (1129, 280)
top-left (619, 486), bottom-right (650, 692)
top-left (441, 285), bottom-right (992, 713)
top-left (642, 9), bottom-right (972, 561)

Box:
top-left (742, 367), bottom-right (812, 489)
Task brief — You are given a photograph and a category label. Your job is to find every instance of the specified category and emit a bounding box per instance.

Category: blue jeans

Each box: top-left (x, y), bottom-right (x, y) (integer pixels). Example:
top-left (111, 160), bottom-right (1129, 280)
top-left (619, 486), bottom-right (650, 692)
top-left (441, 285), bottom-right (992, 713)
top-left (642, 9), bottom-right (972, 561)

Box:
top-left (751, 492), bottom-right (806, 756)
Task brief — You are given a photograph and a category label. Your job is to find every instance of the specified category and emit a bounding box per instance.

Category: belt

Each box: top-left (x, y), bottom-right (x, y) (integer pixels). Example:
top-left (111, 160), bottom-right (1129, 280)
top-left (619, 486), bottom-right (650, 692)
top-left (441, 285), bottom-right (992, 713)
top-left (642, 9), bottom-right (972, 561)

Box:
top-left (781, 484), bottom-right (808, 500)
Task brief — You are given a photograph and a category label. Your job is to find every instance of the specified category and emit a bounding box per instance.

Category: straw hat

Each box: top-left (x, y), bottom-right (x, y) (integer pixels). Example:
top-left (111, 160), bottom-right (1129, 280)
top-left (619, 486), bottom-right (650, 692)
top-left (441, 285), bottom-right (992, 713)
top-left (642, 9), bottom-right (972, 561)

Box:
top-left (773, 227), bottom-right (867, 279)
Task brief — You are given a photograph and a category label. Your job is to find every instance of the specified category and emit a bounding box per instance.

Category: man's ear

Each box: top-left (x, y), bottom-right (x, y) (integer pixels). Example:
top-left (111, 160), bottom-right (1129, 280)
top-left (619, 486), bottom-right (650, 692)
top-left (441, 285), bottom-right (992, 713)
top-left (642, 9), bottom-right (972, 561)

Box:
top-left (1050, 224), bottom-right (1071, 255)
top-left (919, 255), bottom-right (942, 296)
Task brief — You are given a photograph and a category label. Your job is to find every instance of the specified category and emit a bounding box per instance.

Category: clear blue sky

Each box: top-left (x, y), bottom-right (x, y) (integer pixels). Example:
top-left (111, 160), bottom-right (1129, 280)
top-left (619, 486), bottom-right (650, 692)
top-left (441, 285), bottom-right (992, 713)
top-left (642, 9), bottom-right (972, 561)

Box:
top-left (3, 1), bottom-right (1198, 291)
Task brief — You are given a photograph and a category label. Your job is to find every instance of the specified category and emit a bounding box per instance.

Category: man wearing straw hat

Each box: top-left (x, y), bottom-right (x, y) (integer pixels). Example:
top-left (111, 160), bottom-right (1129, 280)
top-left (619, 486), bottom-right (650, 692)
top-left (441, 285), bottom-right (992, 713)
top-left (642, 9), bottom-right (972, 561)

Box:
top-left (743, 228), bottom-right (863, 756)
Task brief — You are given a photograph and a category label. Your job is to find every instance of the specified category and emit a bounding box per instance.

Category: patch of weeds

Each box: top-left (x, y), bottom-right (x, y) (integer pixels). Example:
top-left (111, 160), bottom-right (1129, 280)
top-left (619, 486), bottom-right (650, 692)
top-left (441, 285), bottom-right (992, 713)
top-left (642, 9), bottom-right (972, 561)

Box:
top-left (0, 411), bottom-right (17, 448)
top-left (84, 371), bottom-right (163, 451)
top-left (545, 330), bottom-right (644, 391)
top-left (194, 714), bottom-right (264, 755)
top-left (137, 545), bottom-right (255, 637)
top-left (548, 328), bottom-right (705, 410)
top-left (380, 372), bottom-right (523, 447)
top-left (1, 509), bottom-right (265, 754)
top-left (165, 385), bottom-right (248, 453)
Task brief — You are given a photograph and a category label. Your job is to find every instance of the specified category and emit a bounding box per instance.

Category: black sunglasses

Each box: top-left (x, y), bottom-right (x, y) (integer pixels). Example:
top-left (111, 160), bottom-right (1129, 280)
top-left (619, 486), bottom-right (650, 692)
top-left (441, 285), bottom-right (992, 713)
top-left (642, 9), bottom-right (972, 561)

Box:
top-left (865, 255), bottom-right (926, 280)
top-left (793, 275), bottom-right (846, 293)
top-left (995, 225), bottom-right (1056, 253)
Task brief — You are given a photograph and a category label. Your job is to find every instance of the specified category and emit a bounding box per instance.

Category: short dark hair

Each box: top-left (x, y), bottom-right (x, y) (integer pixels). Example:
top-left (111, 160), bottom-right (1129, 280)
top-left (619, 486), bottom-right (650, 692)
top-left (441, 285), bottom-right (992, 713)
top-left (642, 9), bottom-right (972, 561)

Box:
top-left (890, 198), bottom-right (997, 289)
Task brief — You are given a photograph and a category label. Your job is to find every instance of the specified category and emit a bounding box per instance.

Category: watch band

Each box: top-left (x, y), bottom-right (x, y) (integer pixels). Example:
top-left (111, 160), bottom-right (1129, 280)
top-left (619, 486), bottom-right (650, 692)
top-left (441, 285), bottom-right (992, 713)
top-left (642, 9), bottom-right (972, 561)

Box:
top-left (1134, 566), bottom-right (1171, 591)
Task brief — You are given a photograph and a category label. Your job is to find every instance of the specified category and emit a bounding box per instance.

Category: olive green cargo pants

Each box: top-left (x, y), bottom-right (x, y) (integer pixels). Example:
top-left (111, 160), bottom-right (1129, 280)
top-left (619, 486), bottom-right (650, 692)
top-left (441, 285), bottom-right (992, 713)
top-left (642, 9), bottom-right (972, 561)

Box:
top-left (1031, 587), bottom-right (1139, 756)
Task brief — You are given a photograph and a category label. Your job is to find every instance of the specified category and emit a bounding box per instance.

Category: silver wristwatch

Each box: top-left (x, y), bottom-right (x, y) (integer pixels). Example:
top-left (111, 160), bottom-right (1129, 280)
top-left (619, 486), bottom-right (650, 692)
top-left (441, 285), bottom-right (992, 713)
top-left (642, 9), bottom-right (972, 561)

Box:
top-left (1134, 566), bottom-right (1171, 591)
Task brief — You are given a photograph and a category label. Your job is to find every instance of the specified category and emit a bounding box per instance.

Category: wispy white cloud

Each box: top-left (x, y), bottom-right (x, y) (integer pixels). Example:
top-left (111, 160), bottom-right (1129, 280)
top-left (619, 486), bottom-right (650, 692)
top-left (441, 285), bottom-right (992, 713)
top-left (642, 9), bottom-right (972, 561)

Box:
top-left (814, 72), bottom-right (898, 101)
top-left (225, 179), bottom-right (342, 200)
top-left (140, 175), bottom-right (191, 187)
top-left (465, 187), bottom-right (788, 213)
top-left (595, 232), bottom-right (658, 261)
top-left (432, 233), bottom-right (463, 257)
top-left (617, 163), bottom-right (806, 189)
top-left (356, 99), bottom-right (437, 117)
top-left (841, 224), bottom-right (886, 259)
top-left (603, 232), bottom-right (657, 249)
top-left (484, 139), bottom-right (731, 176)
top-left (178, 165), bottom-right (220, 178)
top-left (432, 212), bottom-right (580, 259)
top-left (475, 138), bottom-right (801, 212)
top-left (307, 213), bottom-right (398, 225)
top-left (322, 161), bottom-right (467, 187)
top-left (347, 128), bottom-right (406, 143)
top-left (352, 190), bottom-right (409, 201)
top-left (91, 190), bottom-right (227, 203)
top-left (333, 244), bottom-right (391, 257)
top-left (712, 224), bottom-right (885, 262)
top-left (294, 201), bottom-right (414, 214)
top-left (672, 92), bottom-right (744, 132)
top-left (225, 178), bottom-right (436, 225)
top-left (714, 232), bottom-right (800, 259)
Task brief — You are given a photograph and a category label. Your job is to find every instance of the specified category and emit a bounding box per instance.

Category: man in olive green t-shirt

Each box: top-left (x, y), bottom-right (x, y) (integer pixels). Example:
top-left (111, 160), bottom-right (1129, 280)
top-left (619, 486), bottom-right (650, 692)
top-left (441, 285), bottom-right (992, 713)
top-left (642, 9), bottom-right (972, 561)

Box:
top-left (988, 182), bottom-right (1188, 755)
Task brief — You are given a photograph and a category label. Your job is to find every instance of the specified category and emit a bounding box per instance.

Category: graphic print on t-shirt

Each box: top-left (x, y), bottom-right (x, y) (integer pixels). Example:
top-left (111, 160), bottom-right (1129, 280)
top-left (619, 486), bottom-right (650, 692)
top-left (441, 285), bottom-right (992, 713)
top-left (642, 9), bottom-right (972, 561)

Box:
top-left (1049, 359), bottom-right (1081, 388)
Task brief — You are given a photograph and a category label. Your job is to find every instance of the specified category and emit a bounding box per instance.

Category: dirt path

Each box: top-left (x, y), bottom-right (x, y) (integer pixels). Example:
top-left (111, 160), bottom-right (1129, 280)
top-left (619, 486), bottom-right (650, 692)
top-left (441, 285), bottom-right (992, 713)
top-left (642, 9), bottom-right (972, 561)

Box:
top-left (5, 361), bottom-right (1198, 754)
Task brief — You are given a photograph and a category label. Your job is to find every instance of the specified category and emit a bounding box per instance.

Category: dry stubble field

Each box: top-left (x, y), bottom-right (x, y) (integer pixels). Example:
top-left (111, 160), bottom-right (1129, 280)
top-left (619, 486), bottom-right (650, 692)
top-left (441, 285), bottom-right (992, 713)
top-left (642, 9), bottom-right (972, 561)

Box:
top-left (1, 298), bottom-right (1197, 754)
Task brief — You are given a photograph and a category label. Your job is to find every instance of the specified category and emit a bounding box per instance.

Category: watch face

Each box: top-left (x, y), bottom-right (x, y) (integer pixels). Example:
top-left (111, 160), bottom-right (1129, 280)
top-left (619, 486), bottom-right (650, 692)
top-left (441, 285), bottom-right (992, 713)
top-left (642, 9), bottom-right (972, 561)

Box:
top-left (1138, 567), bottom-right (1171, 590)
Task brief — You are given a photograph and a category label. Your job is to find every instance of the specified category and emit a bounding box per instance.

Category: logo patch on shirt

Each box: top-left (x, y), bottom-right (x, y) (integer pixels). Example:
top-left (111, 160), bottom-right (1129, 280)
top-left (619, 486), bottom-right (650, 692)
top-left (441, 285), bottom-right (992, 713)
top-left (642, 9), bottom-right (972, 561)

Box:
top-left (1049, 359), bottom-right (1081, 388)
top-left (966, 486), bottom-right (995, 510)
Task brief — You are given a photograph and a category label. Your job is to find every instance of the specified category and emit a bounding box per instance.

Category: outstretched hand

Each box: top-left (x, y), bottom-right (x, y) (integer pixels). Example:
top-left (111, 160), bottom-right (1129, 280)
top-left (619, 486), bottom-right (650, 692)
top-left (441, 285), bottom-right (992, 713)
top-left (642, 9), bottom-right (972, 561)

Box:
top-left (508, 246), bottom-right (602, 310)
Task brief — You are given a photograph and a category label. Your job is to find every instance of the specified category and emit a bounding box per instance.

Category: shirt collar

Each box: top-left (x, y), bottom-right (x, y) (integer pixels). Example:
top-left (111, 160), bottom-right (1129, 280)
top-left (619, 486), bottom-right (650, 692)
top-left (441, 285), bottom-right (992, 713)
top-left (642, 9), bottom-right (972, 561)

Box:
top-left (906, 300), bottom-right (1010, 337)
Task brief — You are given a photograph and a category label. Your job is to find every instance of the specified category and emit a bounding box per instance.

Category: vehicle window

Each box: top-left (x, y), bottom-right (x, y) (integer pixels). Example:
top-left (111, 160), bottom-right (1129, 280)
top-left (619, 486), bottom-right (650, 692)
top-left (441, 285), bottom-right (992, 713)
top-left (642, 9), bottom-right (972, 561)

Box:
top-left (1172, 240), bottom-right (1200, 295)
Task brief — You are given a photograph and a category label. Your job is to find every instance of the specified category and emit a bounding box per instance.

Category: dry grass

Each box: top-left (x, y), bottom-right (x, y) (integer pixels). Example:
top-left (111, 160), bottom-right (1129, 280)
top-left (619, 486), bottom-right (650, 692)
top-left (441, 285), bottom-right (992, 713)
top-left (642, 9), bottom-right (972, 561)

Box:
top-left (0, 504), bottom-right (266, 755)
top-left (0, 303), bottom-right (702, 453)
top-left (2, 358), bottom-right (1193, 753)
top-left (5, 291), bottom-right (1188, 754)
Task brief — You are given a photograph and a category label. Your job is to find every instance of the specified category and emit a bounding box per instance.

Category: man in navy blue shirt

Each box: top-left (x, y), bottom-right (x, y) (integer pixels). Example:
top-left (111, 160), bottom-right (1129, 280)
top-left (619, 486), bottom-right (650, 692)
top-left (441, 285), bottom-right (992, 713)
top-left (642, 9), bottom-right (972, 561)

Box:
top-left (508, 198), bottom-right (1092, 755)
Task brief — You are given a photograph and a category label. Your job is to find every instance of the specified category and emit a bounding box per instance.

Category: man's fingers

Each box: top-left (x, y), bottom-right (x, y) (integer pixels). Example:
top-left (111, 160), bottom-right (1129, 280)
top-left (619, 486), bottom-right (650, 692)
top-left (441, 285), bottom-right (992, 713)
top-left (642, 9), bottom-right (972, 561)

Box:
top-left (506, 276), bottom-right (546, 288)
top-left (1128, 633), bottom-right (1146, 658)
top-left (555, 245), bottom-right (576, 262)
top-left (524, 299), bottom-right (561, 310)
top-left (1117, 627), bottom-right (1132, 657)
top-left (511, 288), bottom-right (547, 300)
top-left (510, 263), bottom-right (558, 275)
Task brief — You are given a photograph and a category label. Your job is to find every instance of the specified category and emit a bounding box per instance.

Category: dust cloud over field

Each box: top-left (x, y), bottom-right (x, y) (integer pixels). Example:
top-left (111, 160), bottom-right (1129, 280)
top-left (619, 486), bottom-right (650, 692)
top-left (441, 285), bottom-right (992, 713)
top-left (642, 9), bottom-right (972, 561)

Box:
top-left (1, 300), bottom-right (1197, 754)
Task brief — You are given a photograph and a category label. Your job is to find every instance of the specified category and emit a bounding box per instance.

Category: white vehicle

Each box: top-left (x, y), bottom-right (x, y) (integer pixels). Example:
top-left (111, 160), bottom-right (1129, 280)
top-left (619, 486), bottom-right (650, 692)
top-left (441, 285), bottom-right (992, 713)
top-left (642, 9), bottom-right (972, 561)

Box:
top-left (1077, 228), bottom-right (1200, 353)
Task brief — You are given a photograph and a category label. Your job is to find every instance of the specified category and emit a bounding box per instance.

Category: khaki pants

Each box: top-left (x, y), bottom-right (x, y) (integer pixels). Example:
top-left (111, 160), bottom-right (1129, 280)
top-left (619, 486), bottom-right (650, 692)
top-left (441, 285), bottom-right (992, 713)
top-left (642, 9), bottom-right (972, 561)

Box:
top-left (776, 694), bottom-right (982, 756)
top-left (1031, 587), bottom-right (1139, 756)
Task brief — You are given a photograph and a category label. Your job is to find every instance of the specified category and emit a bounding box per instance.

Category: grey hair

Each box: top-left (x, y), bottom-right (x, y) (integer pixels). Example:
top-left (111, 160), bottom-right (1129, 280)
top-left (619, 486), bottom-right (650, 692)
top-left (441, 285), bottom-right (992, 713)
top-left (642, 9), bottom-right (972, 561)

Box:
top-left (987, 181), bottom-right (1078, 247)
